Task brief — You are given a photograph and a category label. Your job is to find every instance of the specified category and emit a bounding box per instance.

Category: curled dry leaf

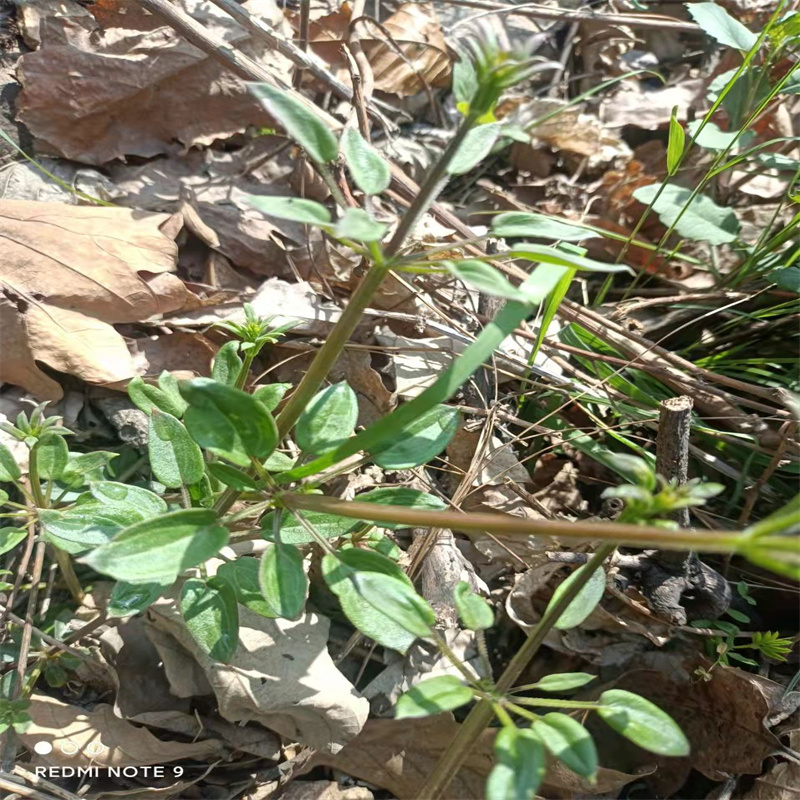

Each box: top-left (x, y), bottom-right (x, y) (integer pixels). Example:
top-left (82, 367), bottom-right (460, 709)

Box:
top-left (295, 714), bottom-right (645, 799)
top-left (16, 0), bottom-right (288, 164)
top-left (0, 200), bottom-right (187, 400)
top-left (20, 694), bottom-right (222, 767)
top-left (146, 593), bottom-right (369, 753)
top-left (304, 2), bottom-right (451, 96)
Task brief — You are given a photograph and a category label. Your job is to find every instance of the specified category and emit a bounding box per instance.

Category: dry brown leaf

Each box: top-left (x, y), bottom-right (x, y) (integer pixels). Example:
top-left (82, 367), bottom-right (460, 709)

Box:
top-left (20, 694), bottom-right (222, 767)
top-left (16, 0), bottom-right (288, 164)
top-left (279, 781), bottom-right (373, 800)
top-left (0, 200), bottom-right (187, 399)
top-left (297, 714), bottom-right (644, 799)
top-left (146, 590), bottom-right (369, 753)
top-left (304, 2), bottom-right (451, 96)
top-left (743, 731), bottom-right (800, 799)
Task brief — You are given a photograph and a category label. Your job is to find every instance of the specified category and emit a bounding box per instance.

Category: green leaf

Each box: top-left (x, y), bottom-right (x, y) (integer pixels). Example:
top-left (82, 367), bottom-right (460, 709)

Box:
top-left (453, 581), bottom-right (493, 630)
top-left (341, 128), bottom-right (391, 195)
top-left (35, 434), bottom-right (69, 482)
top-left (530, 672), bottom-right (596, 692)
top-left (80, 509), bottom-right (229, 584)
top-left (666, 106), bottom-right (685, 175)
top-left (373, 405), bottom-right (459, 469)
top-left (448, 123), bottom-right (501, 175)
top-left (352, 570), bottom-right (435, 638)
top-left (211, 341), bottom-right (243, 386)
top-left (686, 120), bottom-right (753, 151)
top-left (90, 482), bottom-right (167, 516)
top-left (259, 542), bottom-right (308, 619)
top-left (548, 563), bottom-right (606, 630)
top-left (181, 378), bottom-right (279, 466)
top-left (322, 548), bottom-right (419, 653)
top-left (445, 260), bottom-right (520, 301)
top-left (253, 383), bottom-right (292, 412)
top-left (632, 183), bottom-right (740, 245)
top-left (247, 194), bottom-right (332, 226)
top-left (0, 443), bottom-right (21, 482)
top-left (217, 557), bottom-right (278, 619)
top-left (354, 487), bottom-right (447, 529)
top-left (486, 727), bottom-right (546, 800)
top-left (249, 82), bottom-right (339, 164)
top-left (334, 208), bottom-right (388, 243)
top-left (0, 528), bottom-right (26, 556)
top-left (261, 509), bottom-right (356, 544)
top-left (452, 49), bottom-right (478, 107)
top-left (207, 462), bottom-right (258, 491)
top-left (181, 577), bottom-right (240, 663)
top-left (148, 411), bottom-right (205, 488)
top-left (61, 451), bottom-right (119, 488)
top-left (40, 502), bottom-right (145, 554)
top-left (687, 2), bottom-right (759, 51)
top-left (295, 382), bottom-right (358, 455)
top-left (533, 713), bottom-right (597, 778)
top-left (128, 373), bottom-right (187, 418)
top-left (597, 689), bottom-right (690, 756)
top-left (107, 581), bottom-right (168, 617)
top-left (395, 676), bottom-right (473, 719)
top-left (262, 451), bottom-right (296, 472)
top-left (492, 212), bottom-right (600, 242)
top-left (510, 245), bottom-right (633, 275)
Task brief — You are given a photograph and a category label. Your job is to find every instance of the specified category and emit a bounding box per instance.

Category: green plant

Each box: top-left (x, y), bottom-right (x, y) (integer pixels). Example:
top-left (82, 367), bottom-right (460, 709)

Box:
top-left (1, 23), bottom-right (798, 799)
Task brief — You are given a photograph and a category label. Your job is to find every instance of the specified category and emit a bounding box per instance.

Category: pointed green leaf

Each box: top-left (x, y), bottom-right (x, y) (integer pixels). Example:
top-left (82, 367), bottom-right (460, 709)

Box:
top-left (597, 689), bottom-right (690, 756)
top-left (80, 509), bottom-right (229, 584)
top-left (35, 434), bottom-right (69, 481)
top-left (207, 462), bottom-right (258, 491)
top-left (247, 194), bottom-right (332, 226)
top-left (148, 411), bottom-right (205, 488)
top-left (181, 577), bottom-right (240, 662)
top-left (128, 374), bottom-right (187, 418)
top-left (61, 451), bottom-right (118, 488)
top-left (395, 676), bottom-right (474, 719)
top-left (107, 581), bottom-right (168, 617)
top-left (486, 727), bottom-right (546, 800)
top-left (373, 405), bottom-right (459, 469)
top-left (354, 487), bottom-right (447, 529)
top-left (688, 2), bottom-right (759, 51)
top-left (90, 482), bottom-right (168, 516)
top-left (334, 208), bottom-right (388, 243)
top-left (253, 383), bottom-right (292, 413)
top-left (259, 542), bottom-right (308, 619)
top-left (548, 563), bottom-right (606, 630)
top-left (295, 382), bottom-right (358, 455)
top-left (40, 502), bottom-right (145, 554)
top-left (0, 528), bottom-right (26, 556)
top-left (492, 212), bottom-right (600, 241)
top-left (341, 128), bottom-right (391, 195)
top-left (445, 260), bottom-right (520, 300)
top-left (448, 123), bottom-right (501, 175)
top-left (533, 713), bottom-right (598, 778)
top-left (0, 443), bottom-right (21, 482)
top-left (530, 672), bottom-right (596, 692)
top-left (666, 106), bottom-right (685, 175)
top-left (510, 245), bottom-right (633, 275)
top-left (632, 183), bottom-right (740, 245)
top-left (453, 581), bottom-right (493, 630)
top-left (352, 571), bottom-right (434, 638)
top-left (249, 82), bottom-right (339, 164)
top-left (322, 549), bottom-right (418, 653)
top-left (181, 378), bottom-right (278, 466)
top-left (211, 341), bottom-right (243, 386)
top-left (261, 509), bottom-right (356, 544)
top-left (217, 557), bottom-right (278, 619)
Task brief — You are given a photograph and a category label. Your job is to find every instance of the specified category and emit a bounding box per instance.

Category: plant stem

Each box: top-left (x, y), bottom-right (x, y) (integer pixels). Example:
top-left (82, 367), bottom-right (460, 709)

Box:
top-left (280, 493), bottom-right (743, 553)
top-left (414, 543), bottom-right (615, 799)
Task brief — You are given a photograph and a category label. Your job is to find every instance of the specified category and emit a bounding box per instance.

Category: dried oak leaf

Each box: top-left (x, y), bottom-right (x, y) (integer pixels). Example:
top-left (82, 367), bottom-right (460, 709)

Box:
top-left (20, 694), bottom-right (222, 767)
top-left (304, 2), bottom-right (451, 96)
top-left (296, 714), bottom-right (646, 799)
top-left (16, 0), bottom-right (286, 164)
top-left (0, 199), bottom-right (187, 400)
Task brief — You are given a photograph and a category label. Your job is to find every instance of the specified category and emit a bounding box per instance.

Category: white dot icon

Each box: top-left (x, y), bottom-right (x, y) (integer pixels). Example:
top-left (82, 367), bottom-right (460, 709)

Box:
top-left (33, 742), bottom-right (53, 755)
top-left (60, 741), bottom-right (79, 755)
